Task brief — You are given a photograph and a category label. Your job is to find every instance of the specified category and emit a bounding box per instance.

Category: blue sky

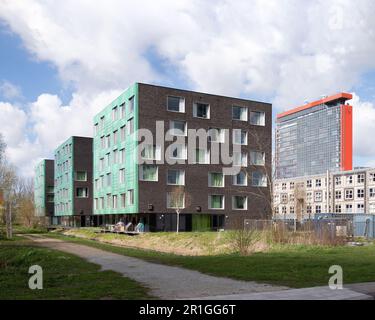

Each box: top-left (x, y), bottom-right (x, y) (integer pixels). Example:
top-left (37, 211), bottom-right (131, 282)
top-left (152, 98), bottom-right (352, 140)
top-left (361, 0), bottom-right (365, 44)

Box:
top-left (1, 0), bottom-right (375, 176)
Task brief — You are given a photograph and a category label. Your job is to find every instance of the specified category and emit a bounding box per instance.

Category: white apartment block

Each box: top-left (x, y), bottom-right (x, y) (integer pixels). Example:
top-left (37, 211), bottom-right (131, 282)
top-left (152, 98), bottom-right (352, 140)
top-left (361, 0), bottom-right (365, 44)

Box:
top-left (273, 168), bottom-right (375, 219)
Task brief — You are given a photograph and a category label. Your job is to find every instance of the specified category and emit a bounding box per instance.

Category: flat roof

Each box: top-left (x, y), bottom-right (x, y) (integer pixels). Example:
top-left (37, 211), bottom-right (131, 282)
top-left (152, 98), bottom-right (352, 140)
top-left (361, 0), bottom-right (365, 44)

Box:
top-left (277, 92), bottom-right (352, 119)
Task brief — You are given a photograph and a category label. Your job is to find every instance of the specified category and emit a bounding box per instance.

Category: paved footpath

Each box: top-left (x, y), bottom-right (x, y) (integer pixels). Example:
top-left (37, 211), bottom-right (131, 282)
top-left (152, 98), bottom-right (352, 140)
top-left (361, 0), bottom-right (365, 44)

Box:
top-left (25, 235), bottom-right (373, 300)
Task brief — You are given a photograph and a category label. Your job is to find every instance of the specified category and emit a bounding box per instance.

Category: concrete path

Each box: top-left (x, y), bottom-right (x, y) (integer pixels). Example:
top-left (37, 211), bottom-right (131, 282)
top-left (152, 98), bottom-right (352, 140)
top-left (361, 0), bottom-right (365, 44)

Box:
top-left (25, 234), bottom-right (374, 300)
top-left (24, 234), bottom-right (287, 299)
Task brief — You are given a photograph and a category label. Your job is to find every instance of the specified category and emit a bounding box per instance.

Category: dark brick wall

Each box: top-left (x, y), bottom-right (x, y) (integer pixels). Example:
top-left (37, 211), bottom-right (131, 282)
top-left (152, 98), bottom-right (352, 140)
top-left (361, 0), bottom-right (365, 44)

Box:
top-left (44, 159), bottom-right (55, 216)
top-left (73, 136), bottom-right (93, 216)
top-left (137, 83), bottom-right (272, 225)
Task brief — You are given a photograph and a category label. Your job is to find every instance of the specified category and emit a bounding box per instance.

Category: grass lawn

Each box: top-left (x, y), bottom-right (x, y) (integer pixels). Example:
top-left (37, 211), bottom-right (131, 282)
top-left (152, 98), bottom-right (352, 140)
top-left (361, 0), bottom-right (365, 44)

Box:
top-left (47, 232), bottom-right (375, 288)
top-left (0, 237), bottom-right (152, 300)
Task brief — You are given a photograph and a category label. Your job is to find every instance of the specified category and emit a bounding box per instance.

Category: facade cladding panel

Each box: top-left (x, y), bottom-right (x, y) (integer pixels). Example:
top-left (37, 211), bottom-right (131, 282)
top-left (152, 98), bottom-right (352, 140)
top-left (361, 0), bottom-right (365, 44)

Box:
top-left (34, 159), bottom-right (54, 217)
top-left (275, 93), bottom-right (353, 179)
top-left (93, 82), bottom-right (273, 230)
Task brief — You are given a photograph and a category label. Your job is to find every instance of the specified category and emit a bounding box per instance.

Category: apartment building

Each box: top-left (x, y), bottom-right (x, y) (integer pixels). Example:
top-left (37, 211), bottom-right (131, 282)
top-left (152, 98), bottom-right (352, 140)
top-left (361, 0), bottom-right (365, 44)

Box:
top-left (275, 93), bottom-right (353, 179)
top-left (34, 159), bottom-right (54, 222)
top-left (274, 168), bottom-right (375, 220)
top-left (54, 136), bottom-right (93, 227)
top-left (93, 83), bottom-right (272, 231)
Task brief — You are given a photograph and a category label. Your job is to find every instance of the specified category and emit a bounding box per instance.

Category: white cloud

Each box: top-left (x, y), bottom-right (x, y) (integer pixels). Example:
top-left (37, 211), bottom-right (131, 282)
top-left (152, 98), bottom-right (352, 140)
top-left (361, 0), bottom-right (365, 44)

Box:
top-left (0, 0), bottom-right (375, 174)
top-left (0, 80), bottom-right (22, 100)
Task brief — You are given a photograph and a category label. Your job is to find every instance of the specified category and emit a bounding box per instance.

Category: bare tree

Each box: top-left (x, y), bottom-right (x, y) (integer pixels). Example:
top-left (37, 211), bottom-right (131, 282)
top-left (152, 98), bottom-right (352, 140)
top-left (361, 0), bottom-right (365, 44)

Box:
top-left (15, 177), bottom-right (35, 228)
top-left (168, 186), bottom-right (191, 233)
top-left (0, 162), bottom-right (17, 238)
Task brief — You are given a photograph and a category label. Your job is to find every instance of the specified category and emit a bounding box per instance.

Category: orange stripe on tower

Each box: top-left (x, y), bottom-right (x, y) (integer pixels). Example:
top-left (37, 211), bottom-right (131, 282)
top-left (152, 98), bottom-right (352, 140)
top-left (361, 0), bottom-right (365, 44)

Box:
top-left (341, 104), bottom-right (353, 171)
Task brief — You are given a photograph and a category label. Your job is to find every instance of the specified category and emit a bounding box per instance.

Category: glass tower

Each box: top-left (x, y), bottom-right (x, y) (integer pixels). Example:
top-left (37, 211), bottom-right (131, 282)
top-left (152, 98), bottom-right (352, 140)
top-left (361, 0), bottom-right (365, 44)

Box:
top-left (275, 93), bottom-right (353, 179)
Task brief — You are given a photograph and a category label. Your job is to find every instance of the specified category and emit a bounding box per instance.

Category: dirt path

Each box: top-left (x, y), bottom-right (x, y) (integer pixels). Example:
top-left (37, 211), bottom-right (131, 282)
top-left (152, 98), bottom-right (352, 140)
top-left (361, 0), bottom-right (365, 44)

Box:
top-left (24, 234), bottom-right (288, 299)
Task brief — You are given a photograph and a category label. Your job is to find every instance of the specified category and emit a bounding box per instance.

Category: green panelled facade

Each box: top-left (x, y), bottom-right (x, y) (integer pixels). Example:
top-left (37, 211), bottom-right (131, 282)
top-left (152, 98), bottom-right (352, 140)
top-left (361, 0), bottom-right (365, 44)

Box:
top-left (93, 83), bottom-right (139, 215)
top-left (54, 137), bottom-right (74, 216)
top-left (34, 160), bottom-right (48, 216)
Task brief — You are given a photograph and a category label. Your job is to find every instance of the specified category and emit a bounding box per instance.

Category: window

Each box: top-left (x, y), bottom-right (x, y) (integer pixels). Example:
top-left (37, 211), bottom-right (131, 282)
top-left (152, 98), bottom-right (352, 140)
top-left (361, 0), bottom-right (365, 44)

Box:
top-left (106, 194), bottom-right (111, 208)
top-left (100, 116), bottom-right (105, 130)
top-left (113, 149), bottom-right (118, 164)
top-left (141, 144), bottom-right (161, 160)
top-left (281, 193), bottom-right (288, 204)
top-left (290, 206), bottom-right (295, 214)
top-left (307, 180), bottom-right (312, 188)
top-left (112, 195), bottom-right (118, 209)
top-left (345, 189), bottom-right (353, 200)
top-left (250, 151), bottom-right (265, 166)
top-left (167, 169), bottom-right (185, 185)
top-left (169, 120), bottom-right (187, 136)
top-left (127, 118), bottom-right (134, 135)
top-left (120, 193), bottom-right (126, 208)
top-left (94, 198), bottom-right (98, 210)
top-left (233, 196), bottom-right (247, 210)
top-left (314, 191), bottom-right (322, 202)
top-left (335, 190), bottom-right (342, 200)
top-left (76, 187), bottom-right (88, 198)
top-left (113, 130), bottom-right (118, 144)
top-left (170, 144), bottom-right (187, 160)
top-left (100, 197), bottom-right (104, 210)
top-left (106, 173), bottom-right (111, 187)
top-left (112, 106), bottom-right (118, 121)
top-left (209, 172), bottom-right (224, 187)
top-left (233, 129), bottom-right (247, 145)
top-left (120, 125), bottom-right (126, 141)
top-left (249, 111), bottom-right (265, 126)
top-left (357, 174), bottom-right (365, 184)
top-left (167, 191), bottom-right (185, 209)
top-left (347, 175), bottom-right (353, 184)
top-left (106, 135), bottom-right (111, 148)
top-left (252, 171), bottom-right (267, 187)
top-left (357, 189), bottom-right (364, 199)
top-left (233, 171), bottom-right (247, 186)
top-left (232, 106), bottom-right (248, 121)
top-left (120, 149), bottom-right (125, 164)
top-left (128, 96), bottom-right (134, 114)
top-left (282, 183), bottom-right (287, 190)
top-left (127, 189), bottom-right (134, 205)
top-left (119, 168), bottom-right (125, 184)
top-left (105, 153), bottom-right (110, 167)
top-left (75, 171), bottom-right (87, 181)
top-left (139, 164), bottom-right (158, 181)
top-left (195, 148), bottom-right (210, 164)
top-left (357, 203), bottom-right (365, 213)
top-left (315, 205), bottom-right (322, 214)
top-left (47, 186), bottom-right (54, 193)
top-left (193, 102), bottom-right (210, 119)
top-left (233, 152), bottom-right (247, 166)
top-left (167, 96), bottom-right (185, 112)
top-left (370, 173), bottom-right (375, 182)
top-left (282, 206), bottom-right (287, 215)
top-left (346, 204), bottom-right (353, 213)
top-left (370, 203), bottom-right (375, 214)
top-left (100, 136), bottom-right (105, 148)
top-left (290, 182), bottom-right (295, 190)
top-left (335, 176), bottom-right (341, 186)
top-left (370, 188), bottom-right (375, 198)
top-left (208, 128), bottom-right (225, 143)
top-left (209, 195), bottom-right (224, 209)
top-left (315, 179), bottom-right (321, 187)
top-left (335, 205), bottom-right (342, 213)
top-left (307, 206), bottom-right (312, 215)
top-left (289, 194), bottom-right (295, 202)
top-left (94, 123), bottom-right (99, 135)
top-left (47, 195), bottom-right (54, 202)
top-left (120, 102), bottom-right (126, 118)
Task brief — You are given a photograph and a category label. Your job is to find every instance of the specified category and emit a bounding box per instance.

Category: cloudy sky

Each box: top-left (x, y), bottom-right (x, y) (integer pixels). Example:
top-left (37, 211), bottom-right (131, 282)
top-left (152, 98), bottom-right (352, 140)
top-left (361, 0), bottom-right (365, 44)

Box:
top-left (1, 0), bottom-right (375, 177)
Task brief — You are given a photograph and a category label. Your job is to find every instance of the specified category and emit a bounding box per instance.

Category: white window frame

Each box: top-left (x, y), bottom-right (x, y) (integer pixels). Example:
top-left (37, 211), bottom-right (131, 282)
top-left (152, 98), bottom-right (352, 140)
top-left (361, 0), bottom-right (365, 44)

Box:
top-left (193, 102), bottom-right (210, 119)
top-left (232, 106), bottom-right (248, 121)
top-left (232, 196), bottom-right (248, 210)
top-left (139, 164), bottom-right (158, 182)
top-left (208, 172), bottom-right (225, 188)
top-left (169, 120), bottom-right (187, 136)
top-left (249, 110), bottom-right (265, 126)
top-left (167, 169), bottom-right (185, 186)
top-left (208, 194), bottom-right (225, 210)
top-left (167, 96), bottom-right (185, 113)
